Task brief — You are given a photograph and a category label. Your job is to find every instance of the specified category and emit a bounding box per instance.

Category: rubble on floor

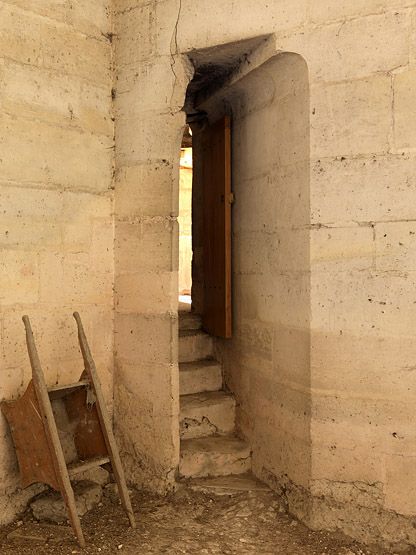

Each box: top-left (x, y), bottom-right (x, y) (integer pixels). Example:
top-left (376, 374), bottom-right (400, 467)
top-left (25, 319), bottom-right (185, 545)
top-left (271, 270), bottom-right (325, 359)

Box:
top-left (30, 467), bottom-right (111, 524)
top-left (31, 481), bottom-right (103, 524)
top-left (0, 477), bottom-right (394, 555)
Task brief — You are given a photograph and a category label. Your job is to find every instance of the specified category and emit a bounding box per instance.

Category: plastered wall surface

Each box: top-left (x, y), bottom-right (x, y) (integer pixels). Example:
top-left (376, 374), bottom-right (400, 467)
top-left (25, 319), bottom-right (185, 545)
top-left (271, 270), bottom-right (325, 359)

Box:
top-left (114, 0), bottom-right (416, 549)
top-left (0, 0), bottom-right (114, 524)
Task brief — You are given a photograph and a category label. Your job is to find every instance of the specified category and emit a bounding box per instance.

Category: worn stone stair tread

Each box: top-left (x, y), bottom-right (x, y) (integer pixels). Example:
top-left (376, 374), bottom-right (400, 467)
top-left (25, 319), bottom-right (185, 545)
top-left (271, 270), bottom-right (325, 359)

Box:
top-left (179, 359), bottom-right (222, 395)
top-left (186, 472), bottom-right (270, 495)
top-left (179, 330), bottom-right (213, 363)
top-left (180, 359), bottom-right (219, 370)
top-left (180, 390), bottom-right (236, 439)
top-left (181, 435), bottom-right (250, 454)
top-left (178, 301), bottom-right (191, 312)
top-left (179, 435), bottom-right (251, 478)
top-left (179, 311), bottom-right (202, 332)
top-left (179, 329), bottom-right (206, 338)
top-left (180, 390), bottom-right (234, 410)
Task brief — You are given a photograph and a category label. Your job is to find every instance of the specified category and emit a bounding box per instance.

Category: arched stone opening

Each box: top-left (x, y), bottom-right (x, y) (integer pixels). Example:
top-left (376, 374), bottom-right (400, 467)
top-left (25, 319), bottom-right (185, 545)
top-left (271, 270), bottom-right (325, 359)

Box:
top-left (176, 41), bottom-right (311, 515)
top-left (113, 32), bottom-right (311, 513)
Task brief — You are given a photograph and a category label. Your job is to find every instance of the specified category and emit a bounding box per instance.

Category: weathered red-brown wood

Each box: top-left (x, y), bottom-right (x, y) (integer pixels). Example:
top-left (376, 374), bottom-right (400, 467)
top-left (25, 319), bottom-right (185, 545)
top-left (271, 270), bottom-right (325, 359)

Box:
top-left (201, 115), bottom-right (232, 338)
top-left (1, 313), bottom-right (136, 548)
top-left (1, 382), bottom-right (61, 491)
top-left (65, 386), bottom-right (108, 462)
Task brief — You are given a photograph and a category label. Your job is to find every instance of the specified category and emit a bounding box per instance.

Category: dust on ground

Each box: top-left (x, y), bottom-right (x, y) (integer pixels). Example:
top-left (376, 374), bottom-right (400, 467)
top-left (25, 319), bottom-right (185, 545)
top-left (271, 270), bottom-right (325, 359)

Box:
top-left (0, 485), bottom-right (393, 554)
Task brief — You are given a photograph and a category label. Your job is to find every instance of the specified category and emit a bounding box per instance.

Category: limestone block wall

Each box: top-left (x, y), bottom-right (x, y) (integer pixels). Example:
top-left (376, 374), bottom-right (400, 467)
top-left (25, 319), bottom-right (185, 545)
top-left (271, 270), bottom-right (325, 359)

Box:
top-left (0, 1), bottom-right (114, 524)
top-left (114, 0), bottom-right (416, 549)
top-left (2, 0), bottom-right (415, 548)
top-left (113, 0), bottom-right (191, 491)
top-left (209, 52), bottom-right (311, 494)
top-left (307, 27), bottom-right (416, 548)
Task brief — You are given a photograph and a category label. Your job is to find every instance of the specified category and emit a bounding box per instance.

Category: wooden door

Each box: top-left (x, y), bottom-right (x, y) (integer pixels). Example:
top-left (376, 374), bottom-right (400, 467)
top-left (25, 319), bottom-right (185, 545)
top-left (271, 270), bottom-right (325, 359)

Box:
top-left (201, 115), bottom-right (232, 338)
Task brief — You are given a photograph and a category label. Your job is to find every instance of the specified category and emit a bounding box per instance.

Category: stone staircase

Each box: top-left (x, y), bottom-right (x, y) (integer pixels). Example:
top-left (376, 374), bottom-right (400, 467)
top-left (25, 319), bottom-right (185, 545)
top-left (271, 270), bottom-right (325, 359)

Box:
top-left (178, 310), bottom-right (251, 479)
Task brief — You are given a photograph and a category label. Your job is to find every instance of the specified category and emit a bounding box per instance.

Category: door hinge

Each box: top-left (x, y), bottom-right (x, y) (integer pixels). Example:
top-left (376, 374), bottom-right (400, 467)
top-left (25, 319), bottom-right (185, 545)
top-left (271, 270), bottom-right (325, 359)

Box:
top-left (229, 192), bottom-right (235, 205)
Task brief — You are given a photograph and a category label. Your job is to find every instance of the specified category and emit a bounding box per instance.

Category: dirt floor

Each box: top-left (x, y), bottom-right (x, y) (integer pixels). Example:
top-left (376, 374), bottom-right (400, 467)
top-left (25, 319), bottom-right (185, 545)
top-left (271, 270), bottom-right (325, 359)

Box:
top-left (0, 483), bottom-right (392, 554)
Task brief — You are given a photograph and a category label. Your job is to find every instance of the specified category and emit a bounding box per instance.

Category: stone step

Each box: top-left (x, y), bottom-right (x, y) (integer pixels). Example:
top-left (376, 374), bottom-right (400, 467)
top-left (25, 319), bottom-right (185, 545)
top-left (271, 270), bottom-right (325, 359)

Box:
top-left (187, 473), bottom-right (270, 496)
top-left (179, 330), bottom-right (213, 363)
top-left (179, 311), bottom-right (202, 332)
top-left (180, 391), bottom-right (236, 439)
top-left (179, 435), bottom-right (251, 478)
top-left (179, 360), bottom-right (223, 396)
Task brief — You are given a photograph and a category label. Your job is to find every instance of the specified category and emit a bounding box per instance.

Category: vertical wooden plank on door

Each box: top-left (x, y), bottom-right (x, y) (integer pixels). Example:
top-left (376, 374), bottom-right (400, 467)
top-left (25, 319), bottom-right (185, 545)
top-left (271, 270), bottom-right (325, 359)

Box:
top-left (201, 115), bottom-right (232, 338)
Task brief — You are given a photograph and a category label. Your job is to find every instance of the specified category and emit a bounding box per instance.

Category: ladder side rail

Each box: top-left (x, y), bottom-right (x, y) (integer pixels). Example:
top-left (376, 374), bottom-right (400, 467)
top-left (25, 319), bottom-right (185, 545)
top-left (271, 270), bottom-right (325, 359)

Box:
top-left (22, 315), bottom-right (86, 548)
top-left (73, 311), bottom-right (136, 528)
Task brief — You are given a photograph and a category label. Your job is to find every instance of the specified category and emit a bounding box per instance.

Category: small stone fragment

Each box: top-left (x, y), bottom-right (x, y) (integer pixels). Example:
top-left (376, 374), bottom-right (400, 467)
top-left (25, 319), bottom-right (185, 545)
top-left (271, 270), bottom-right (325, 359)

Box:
top-left (7, 528), bottom-right (46, 545)
top-left (31, 481), bottom-right (102, 523)
top-left (103, 482), bottom-right (119, 503)
top-left (74, 466), bottom-right (110, 486)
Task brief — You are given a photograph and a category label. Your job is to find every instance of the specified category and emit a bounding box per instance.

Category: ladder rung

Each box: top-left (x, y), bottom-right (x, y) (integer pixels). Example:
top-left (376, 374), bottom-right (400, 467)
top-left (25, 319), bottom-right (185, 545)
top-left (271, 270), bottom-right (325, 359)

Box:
top-left (67, 456), bottom-right (110, 477)
top-left (48, 380), bottom-right (90, 400)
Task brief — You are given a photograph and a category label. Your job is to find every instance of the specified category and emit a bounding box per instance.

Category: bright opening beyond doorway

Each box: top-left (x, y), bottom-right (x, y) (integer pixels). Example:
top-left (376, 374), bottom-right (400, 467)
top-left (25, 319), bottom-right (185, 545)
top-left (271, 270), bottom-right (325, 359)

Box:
top-left (178, 125), bottom-right (193, 308)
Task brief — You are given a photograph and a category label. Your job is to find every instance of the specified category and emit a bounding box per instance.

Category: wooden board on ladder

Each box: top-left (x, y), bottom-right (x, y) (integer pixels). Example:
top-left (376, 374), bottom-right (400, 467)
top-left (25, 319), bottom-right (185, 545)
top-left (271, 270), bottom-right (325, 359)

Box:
top-left (1, 312), bottom-right (136, 547)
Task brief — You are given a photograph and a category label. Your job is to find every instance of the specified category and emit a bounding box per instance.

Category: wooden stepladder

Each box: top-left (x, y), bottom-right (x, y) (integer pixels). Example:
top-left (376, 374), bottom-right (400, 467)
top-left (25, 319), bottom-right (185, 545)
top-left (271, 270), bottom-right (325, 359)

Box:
top-left (1, 312), bottom-right (136, 547)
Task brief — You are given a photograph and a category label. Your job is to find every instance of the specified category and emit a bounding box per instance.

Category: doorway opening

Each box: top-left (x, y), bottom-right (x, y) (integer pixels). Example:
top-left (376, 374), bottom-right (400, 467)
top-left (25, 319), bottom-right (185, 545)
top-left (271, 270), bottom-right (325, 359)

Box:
top-left (178, 125), bottom-right (193, 311)
top-left (177, 37), bottom-right (275, 484)
top-left (176, 38), bottom-right (311, 499)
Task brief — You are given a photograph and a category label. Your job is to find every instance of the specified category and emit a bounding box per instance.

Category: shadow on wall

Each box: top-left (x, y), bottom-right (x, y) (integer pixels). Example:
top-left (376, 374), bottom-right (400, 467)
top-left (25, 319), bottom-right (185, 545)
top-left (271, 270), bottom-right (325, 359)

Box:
top-left (193, 51), bottom-right (311, 512)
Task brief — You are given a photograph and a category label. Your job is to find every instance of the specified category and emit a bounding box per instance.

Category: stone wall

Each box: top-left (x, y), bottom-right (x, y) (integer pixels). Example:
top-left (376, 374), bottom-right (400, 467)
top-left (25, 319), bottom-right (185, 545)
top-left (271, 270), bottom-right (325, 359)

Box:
top-left (113, 0), bottom-right (190, 492)
top-left (114, 0), bottom-right (416, 549)
top-left (0, 0), bottom-right (114, 524)
top-left (207, 52), bottom-right (311, 495)
top-left (3, 0), bottom-right (416, 548)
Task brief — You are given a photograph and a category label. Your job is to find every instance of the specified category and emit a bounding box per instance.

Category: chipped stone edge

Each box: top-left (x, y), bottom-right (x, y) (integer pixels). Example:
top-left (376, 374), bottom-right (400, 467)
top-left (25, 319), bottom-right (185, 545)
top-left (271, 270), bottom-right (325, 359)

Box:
top-left (259, 467), bottom-right (416, 552)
